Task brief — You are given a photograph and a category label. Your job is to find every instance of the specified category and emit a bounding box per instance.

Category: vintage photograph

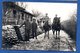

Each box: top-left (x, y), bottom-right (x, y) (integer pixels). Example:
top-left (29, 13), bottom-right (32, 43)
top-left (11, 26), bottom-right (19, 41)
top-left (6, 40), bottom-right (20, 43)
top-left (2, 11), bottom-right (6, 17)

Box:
top-left (2, 2), bottom-right (77, 51)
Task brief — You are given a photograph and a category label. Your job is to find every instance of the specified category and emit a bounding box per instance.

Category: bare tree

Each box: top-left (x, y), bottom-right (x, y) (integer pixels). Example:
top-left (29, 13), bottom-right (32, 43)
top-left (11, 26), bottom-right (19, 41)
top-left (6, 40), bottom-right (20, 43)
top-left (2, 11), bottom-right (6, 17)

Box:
top-left (32, 10), bottom-right (41, 17)
top-left (15, 2), bottom-right (28, 9)
top-left (70, 10), bottom-right (77, 23)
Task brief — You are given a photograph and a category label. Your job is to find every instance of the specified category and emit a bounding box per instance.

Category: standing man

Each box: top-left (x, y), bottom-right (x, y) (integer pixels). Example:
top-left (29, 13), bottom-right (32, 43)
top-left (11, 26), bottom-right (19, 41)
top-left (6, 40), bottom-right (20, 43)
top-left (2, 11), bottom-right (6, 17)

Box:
top-left (19, 18), bottom-right (31, 41)
top-left (32, 19), bottom-right (37, 39)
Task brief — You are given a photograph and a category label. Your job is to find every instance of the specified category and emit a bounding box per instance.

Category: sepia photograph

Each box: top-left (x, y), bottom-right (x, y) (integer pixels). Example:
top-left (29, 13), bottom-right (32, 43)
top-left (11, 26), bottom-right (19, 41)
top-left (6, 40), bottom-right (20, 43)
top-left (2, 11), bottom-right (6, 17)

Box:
top-left (2, 2), bottom-right (77, 51)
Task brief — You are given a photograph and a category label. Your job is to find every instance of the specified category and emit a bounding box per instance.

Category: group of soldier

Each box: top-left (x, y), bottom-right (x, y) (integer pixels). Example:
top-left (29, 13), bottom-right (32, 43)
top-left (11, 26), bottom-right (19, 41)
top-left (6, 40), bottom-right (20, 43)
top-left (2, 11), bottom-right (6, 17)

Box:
top-left (43, 14), bottom-right (61, 39)
top-left (19, 14), bottom-right (61, 42)
top-left (19, 18), bottom-right (37, 41)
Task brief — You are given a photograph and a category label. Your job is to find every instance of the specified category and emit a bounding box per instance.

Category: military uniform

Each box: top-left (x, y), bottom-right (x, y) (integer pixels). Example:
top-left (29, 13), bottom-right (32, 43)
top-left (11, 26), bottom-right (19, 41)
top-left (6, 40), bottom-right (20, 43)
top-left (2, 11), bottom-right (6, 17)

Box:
top-left (32, 22), bottom-right (37, 39)
top-left (20, 20), bottom-right (31, 41)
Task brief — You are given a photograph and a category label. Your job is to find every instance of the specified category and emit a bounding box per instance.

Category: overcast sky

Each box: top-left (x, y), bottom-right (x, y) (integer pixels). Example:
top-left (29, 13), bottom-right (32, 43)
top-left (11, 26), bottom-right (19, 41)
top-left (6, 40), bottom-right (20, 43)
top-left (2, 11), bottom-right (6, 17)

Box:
top-left (23, 2), bottom-right (77, 22)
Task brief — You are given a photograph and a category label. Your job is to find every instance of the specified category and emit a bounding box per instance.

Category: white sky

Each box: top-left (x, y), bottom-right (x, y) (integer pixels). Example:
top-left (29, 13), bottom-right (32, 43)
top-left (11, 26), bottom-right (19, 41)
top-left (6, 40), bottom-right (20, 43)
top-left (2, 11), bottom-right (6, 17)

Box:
top-left (23, 2), bottom-right (77, 22)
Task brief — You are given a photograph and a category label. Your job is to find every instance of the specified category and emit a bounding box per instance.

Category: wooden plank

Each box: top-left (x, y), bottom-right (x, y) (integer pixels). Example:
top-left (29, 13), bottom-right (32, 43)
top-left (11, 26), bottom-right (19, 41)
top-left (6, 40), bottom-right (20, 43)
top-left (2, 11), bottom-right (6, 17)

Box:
top-left (14, 26), bottom-right (23, 41)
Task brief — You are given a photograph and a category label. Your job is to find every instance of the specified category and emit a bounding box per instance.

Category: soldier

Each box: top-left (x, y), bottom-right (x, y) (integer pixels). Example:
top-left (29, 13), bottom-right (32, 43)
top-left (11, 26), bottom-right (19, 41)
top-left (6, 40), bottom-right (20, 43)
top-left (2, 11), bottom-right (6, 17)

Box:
top-left (32, 19), bottom-right (37, 39)
top-left (53, 14), bottom-right (59, 25)
top-left (52, 14), bottom-right (59, 37)
top-left (45, 13), bottom-right (49, 22)
top-left (19, 18), bottom-right (31, 41)
top-left (52, 14), bottom-right (61, 38)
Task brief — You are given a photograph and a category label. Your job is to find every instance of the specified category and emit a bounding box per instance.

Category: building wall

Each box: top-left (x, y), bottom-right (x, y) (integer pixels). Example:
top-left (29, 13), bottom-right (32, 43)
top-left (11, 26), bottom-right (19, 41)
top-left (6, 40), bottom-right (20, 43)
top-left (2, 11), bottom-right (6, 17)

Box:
top-left (3, 3), bottom-right (33, 25)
